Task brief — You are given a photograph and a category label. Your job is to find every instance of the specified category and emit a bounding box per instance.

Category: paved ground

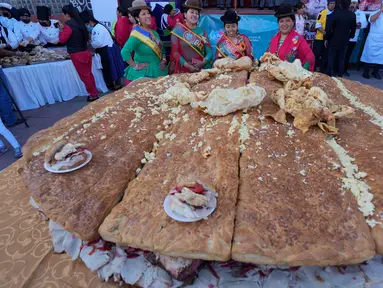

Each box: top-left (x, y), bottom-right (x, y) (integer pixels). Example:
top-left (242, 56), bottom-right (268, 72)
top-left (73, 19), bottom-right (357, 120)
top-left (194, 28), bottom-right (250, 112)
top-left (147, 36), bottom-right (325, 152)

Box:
top-left (1, 69), bottom-right (382, 171)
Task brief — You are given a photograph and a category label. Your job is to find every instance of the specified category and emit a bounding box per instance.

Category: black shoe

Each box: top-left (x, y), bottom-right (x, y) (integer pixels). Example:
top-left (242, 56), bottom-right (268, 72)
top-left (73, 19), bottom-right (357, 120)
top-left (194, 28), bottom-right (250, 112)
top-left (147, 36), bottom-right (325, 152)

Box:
top-left (372, 72), bottom-right (381, 80)
top-left (87, 96), bottom-right (99, 102)
top-left (6, 118), bottom-right (24, 128)
top-left (362, 73), bottom-right (370, 79)
top-left (344, 71), bottom-right (350, 77)
top-left (112, 84), bottom-right (122, 91)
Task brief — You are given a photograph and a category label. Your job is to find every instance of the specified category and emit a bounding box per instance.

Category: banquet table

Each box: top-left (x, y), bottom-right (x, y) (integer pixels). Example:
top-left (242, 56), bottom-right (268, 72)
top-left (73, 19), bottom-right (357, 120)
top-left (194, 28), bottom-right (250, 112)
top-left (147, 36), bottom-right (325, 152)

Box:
top-left (0, 160), bottom-right (115, 288)
top-left (3, 56), bottom-right (108, 111)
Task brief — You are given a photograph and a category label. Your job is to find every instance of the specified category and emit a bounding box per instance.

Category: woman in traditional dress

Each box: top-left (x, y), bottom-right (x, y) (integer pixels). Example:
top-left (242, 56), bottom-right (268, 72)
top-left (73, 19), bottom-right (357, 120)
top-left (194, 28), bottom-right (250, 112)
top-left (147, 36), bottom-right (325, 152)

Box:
top-left (80, 11), bottom-right (125, 90)
top-left (115, 6), bottom-right (132, 48)
top-left (169, 0), bottom-right (213, 74)
top-left (266, 3), bottom-right (315, 71)
top-left (215, 10), bottom-right (253, 61)
top-left (121, 0), bottom-right (167, 85)
top-left (59, 4), bottom-right (98, 101)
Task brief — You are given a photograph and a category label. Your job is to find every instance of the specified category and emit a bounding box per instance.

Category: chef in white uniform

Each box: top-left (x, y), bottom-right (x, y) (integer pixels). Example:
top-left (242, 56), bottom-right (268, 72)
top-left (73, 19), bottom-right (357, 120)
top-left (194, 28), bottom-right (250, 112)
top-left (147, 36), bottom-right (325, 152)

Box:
top-left (0, 3), bottom-right (18, 32)
top-left (0, 22), bottom-right (18, 49)
top-left (344, 0), bottom-right (368, 76)
top-left (361, 3), bottom-right (383, 79)
top-left (14, 8), bottom-right (40, 48)
top-left (36, 6), bottom-right (60, 46)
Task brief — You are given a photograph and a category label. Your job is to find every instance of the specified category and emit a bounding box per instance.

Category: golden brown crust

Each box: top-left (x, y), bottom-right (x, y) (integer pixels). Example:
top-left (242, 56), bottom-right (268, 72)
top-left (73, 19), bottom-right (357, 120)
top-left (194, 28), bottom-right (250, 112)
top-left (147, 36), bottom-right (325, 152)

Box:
top-left (232, 73), bottom-right (377, 265)
top-left (249, 70), bottom-right (284, 96)
top-left (314, 74), bottom-right (383, 256)
top-left (99, 72), bottom-right (248, 261)
top-left (232, 107), bottom-right (375, 266)
top-left (99, 110), bottom-right (240, 261)
top-left (21, 76), bottom-right (182, 241)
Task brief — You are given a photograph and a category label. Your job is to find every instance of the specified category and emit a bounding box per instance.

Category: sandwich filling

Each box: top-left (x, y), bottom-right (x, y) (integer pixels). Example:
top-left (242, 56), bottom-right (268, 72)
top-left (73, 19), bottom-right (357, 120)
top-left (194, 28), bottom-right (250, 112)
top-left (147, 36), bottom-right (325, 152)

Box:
top-left (169, 183), bottom-right (217, 219)
top-left (45, 141), bottom-right (87, 171)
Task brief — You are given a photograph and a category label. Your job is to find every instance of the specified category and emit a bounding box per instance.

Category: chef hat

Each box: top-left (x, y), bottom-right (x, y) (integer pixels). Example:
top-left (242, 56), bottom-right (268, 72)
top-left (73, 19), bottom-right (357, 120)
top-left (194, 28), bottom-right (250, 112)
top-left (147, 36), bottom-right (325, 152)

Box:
top-left (0, 3), bottom-right (11, 11)
top-left (37, 6), bottom-right (50, 20)
top-left (18, 8), bottom-right (31, 17)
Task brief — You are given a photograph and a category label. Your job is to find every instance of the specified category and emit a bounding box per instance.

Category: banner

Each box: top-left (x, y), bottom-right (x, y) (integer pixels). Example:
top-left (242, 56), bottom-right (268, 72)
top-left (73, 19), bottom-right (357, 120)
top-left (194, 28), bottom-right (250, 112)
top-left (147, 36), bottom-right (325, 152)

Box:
top-left (90, 0), bottom-right (118, 30)
top-left (199, 14), bottom-right (278, 59)
top-left (70, 0), bottom-right (93, 12)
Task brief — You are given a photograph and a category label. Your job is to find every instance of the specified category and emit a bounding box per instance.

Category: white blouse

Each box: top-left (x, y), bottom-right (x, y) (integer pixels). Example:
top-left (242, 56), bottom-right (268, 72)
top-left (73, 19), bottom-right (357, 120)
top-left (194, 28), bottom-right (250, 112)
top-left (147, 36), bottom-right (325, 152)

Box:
top-left (91, 23), bottom-right (113, 49)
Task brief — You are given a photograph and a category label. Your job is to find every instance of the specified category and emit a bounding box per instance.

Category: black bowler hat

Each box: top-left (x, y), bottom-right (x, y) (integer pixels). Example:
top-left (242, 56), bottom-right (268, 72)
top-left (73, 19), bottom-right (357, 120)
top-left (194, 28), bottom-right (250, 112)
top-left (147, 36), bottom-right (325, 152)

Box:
top-left (274, 3), bottom-right (295, 19)
top-left (220, 10), bottom-right (241, 24)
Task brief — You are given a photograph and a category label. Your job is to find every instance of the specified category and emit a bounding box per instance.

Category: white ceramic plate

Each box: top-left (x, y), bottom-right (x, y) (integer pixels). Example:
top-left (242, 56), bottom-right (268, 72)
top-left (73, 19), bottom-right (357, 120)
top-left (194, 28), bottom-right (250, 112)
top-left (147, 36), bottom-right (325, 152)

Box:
top-left (164, 194), bottom-right (217, 223)
top-left (44, 150), bottom-right (92, 174)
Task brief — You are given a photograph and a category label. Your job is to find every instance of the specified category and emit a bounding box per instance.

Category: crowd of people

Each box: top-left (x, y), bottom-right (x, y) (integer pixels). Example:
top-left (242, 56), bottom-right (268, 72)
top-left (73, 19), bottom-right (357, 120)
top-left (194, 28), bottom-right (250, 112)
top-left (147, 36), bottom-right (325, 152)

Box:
top-left (313, 0), bottom-right (382, 78)
top-left (0, 0), bottom-right (382, 159)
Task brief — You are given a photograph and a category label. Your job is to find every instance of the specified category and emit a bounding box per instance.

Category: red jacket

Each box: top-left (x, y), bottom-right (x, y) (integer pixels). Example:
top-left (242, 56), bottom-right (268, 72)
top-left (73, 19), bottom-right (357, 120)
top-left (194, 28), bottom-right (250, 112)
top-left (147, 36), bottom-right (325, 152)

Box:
top-left (150, 16), bottom-right (157, 31)
top-left (267, 30), bottom-right (315, 71)
top-left (168, 11), bottom-right (184, 30)
top-left (115, 16), bottom-right (132, 48)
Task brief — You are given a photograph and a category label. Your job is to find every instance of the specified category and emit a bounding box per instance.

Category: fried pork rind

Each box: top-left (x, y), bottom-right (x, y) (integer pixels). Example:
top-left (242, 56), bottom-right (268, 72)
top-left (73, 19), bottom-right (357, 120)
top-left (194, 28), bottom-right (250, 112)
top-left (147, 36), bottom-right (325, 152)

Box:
top-left (260, 53), bottom-right (312, 83)
top-left (259, 52), bottom-right (281, 65)
top-left (214, 56), bottom-right (253, 71)
top-left (269, 85), bottom-right (354, 134)
top-left (260, 52), bottom-right (354, 134)
top-left (160, 82), bottom-right (198, 105)
top-left (267, 60), bottom-right (312, 83)
top-left (191, 83), bottom-right (266, 116)
top-left (180, 71), bottom-right (211, 86)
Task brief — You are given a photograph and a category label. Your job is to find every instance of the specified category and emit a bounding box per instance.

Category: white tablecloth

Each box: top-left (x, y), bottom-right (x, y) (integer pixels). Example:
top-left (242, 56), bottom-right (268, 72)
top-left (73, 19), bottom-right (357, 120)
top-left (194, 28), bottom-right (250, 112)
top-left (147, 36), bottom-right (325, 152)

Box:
top-left (3, 56), bottom-right (108, 111)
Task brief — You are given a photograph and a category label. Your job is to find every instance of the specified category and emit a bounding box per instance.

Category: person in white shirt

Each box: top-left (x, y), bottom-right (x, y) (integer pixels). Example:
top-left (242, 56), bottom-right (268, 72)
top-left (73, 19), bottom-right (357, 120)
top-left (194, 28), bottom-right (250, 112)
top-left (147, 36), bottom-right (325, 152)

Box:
top-left (343, 0), bottom-right (368, 76)
top-left (36, 6), bottom-right (60, 46)
top-left (0, 23), bottom-right (18, 49)
top-left (0, 3), bottom-right (18, 32)
top-left (361, 4), bottom-right (383, 79)
top-left (80, 11), bottom-right (125, 90)
top-left (295, 2), bottom-right (307, 36)
top-left (14, 8), bottom-right (40, 49)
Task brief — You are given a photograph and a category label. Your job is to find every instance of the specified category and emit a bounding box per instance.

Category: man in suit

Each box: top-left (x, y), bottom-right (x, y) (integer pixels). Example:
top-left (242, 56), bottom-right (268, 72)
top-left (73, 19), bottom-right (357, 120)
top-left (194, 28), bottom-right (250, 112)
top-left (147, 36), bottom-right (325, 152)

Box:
top-left (313, 0), bottom-right (336, 73)
top-left (343, 0), bottom-right (367, 77)
top-left (325, 0), bottom-right (356, 77)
